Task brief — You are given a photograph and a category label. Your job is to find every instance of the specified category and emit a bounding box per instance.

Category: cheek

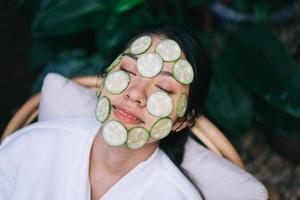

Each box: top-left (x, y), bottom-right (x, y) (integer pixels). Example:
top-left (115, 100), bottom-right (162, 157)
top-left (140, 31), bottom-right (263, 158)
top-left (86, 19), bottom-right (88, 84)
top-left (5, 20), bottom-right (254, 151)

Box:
top-left (100, 87), bottom-right (125, 108)
top-left (143, 115), bottom-right (159, 130)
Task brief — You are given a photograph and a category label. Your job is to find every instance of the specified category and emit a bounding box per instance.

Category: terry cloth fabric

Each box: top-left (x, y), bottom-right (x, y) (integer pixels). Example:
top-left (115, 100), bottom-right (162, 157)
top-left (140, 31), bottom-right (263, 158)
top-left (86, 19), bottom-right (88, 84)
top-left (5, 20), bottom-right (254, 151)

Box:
top-left (0, 118), bottom-right (202, 200)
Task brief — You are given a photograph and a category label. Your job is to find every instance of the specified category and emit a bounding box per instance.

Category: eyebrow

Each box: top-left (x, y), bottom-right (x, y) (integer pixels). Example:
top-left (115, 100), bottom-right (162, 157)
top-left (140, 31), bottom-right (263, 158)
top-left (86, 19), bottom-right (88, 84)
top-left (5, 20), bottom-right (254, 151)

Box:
top-left (123, 52), bottom-right (175, 78)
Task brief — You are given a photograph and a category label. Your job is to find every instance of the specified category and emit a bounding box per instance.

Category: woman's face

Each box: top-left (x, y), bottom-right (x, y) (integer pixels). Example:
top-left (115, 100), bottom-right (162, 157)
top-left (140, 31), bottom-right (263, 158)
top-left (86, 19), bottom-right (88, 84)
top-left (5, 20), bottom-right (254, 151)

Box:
top-left (100, 35), bottom-right (190, 143)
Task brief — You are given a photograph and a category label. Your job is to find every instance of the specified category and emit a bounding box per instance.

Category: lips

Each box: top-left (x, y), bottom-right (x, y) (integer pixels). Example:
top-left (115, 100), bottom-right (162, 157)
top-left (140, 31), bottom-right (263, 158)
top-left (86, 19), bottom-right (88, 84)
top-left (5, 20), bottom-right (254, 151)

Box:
top-left (113, 105), bottom-right (144, 124)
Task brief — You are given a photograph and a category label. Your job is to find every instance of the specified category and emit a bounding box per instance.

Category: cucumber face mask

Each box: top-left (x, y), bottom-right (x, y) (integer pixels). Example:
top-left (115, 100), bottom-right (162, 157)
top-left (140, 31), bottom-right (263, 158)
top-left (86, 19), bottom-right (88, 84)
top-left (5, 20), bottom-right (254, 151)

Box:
top-left (96, 35), bottom-right (194, 150)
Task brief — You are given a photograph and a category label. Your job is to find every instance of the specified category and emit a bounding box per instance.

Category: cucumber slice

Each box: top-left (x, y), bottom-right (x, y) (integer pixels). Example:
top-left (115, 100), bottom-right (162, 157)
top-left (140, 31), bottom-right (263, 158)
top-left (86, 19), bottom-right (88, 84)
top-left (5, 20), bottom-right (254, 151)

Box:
top-left (103, 120), bottom-right (127, 146)
top-left (126, 127), bottom-right (149, 150)
top-left (172, 59), bottom-right (194, 85)
top-left (136, 53), bottom-right (163, 78)
top-left (129, 36), bottom-right (152, 55)
top-left (150, 117), bottom-right (173, 139)
top-left (176, 93), bottom-right (188, 118)
top-left (95, 96), bottom-right (111, 122)
top-left (155, 39), bottom-right (181, 62)
top-left (146, 91), bottom-right (173, 117)
top-left (105, 53), bottom-right (124, 73)
top-left (104, 70), bottom-right (130, 94)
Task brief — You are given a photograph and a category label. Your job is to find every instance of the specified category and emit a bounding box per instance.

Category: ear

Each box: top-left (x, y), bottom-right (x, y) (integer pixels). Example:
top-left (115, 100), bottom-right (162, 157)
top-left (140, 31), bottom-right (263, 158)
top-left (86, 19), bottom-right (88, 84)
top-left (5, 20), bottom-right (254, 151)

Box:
top-left (172, 118), bottom-right (190, 132)
top-left (171, 109), bottom-right (195, 132)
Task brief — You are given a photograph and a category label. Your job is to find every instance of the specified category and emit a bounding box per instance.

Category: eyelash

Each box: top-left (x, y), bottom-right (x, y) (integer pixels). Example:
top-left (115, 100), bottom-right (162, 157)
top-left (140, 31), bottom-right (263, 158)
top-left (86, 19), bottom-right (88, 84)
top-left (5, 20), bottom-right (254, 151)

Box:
top-left (121, 67), bottom-right (136, 76)
top-left (156, 85), bottom-right (173, 94)
top-left (121, 67), bottom-right (173, 94)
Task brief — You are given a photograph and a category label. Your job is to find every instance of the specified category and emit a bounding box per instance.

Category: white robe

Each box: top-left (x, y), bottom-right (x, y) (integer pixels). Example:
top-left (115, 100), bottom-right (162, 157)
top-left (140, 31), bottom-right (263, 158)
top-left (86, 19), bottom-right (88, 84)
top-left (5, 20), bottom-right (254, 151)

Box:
top-left (0, 118), bottom-right (202, 200)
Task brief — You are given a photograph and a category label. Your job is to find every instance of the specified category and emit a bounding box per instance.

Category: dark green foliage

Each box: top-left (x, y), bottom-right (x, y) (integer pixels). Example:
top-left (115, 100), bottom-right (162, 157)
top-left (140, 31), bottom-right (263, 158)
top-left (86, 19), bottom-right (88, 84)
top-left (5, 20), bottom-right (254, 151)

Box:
top-left (20, 0), bottom-right (300, 138)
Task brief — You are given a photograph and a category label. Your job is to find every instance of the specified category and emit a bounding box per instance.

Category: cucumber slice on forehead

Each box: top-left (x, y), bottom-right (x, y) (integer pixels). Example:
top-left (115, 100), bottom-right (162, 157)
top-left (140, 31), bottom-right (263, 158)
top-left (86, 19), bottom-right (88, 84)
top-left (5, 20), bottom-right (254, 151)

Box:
top-left (146, 91), bottom-right (173, 118)
top-left (105, 53), bottom-right (124, 73)
top-left (95, 96), bottom-right (111, 122)
top-left (176, 93), bottom-right (188, 118)
top-left (155, 39), bottom-right (181, 62)
top-left (103, 120), bottom-right (127, 146)
top-left (150, 117), bottom-right (173, 139)
top-left (104, 70), bottom-right (130, 94)
top-left (136, 53), bottom-right (163, 78)
top-left (172, 59), bottom-right (194, 85)
top-left (126, 127), bottom-right (149, 150)
top-left (129, 36), bottom-right (152, 55)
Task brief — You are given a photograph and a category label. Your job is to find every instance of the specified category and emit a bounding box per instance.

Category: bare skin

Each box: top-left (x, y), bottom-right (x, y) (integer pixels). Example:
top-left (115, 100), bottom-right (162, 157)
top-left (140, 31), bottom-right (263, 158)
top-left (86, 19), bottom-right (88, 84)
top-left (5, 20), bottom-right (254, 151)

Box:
top-left (89, 35), bottom-right (191, 200)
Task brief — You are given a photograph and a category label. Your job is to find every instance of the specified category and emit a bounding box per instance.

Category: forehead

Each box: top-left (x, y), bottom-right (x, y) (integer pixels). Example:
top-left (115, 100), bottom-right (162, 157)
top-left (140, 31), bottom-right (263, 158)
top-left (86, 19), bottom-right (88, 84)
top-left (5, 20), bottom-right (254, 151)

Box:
top-left (120, 36), bottom-right (189, 94)
top-left (124, 35), bottom-right (187, 72)
top-left (128, 35), bottom-right (186, 58)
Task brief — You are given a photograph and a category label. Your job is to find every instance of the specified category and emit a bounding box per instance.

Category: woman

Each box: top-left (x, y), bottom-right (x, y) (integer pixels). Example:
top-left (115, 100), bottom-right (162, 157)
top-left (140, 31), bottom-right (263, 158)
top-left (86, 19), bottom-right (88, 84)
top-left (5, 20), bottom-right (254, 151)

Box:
top-left (0, 24), bottom-right (210, 200)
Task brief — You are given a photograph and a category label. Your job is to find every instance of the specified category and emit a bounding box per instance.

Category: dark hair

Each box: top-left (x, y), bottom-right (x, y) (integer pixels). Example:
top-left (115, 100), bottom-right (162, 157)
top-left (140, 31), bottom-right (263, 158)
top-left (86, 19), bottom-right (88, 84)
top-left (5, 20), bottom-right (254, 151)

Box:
top-left (102, 23), bottom-right (211, 198)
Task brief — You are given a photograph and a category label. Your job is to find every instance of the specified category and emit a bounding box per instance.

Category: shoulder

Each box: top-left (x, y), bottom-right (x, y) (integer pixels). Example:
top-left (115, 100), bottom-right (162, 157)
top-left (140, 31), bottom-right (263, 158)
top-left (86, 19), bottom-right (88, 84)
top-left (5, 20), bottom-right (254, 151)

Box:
top-left (154, 149), bottom-right (202, 200)
top-left (1, 117), bottom-right (100, 153)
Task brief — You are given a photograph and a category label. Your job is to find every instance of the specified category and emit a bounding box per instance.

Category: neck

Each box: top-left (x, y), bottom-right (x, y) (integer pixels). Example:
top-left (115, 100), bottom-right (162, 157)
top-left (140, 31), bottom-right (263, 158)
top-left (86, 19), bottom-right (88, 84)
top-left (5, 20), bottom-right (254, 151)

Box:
top-left (90, 127), bottom-right (158, 176)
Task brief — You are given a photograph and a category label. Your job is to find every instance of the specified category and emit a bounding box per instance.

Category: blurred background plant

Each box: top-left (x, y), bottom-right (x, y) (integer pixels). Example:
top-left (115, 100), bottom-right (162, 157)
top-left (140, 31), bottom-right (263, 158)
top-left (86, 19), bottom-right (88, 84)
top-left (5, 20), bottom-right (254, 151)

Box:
top-left (17, 0), bottom-right (300, 154)
top-left (1, 0), bottom-right (299, 198)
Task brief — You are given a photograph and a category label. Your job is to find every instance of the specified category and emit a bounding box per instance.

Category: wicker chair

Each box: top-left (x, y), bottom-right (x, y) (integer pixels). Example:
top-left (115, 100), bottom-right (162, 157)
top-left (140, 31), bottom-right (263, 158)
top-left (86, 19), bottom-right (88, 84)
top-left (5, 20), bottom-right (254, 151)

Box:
top-left (1, 76), bottom-right (245, 169)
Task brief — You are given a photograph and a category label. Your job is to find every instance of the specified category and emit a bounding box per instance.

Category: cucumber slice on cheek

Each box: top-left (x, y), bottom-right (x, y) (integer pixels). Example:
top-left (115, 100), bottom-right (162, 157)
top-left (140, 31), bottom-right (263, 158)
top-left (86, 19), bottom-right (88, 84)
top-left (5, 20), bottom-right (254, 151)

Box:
top-left (146, 91), bottom-right (173, 118)
top-left (103, 120), bottom-right (127, 146)
top-left (104, 70), bottom-right (130, 94)
top-left (126, 127), bottom-right (149, 150)
top-left (96, 96), bottom-right (111, 122)
top-left (129, 35), bottom-right (152, 55)
top-left (176, 93), bottom-right (188, 118)
top-left (150, 117), bottom-right (173, 140)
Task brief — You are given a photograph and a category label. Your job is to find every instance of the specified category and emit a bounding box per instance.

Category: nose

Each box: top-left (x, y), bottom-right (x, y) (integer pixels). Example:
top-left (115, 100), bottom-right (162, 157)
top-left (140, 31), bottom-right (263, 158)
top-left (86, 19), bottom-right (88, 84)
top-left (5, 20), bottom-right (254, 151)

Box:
top-left (123, 80), bottom-right (148, 107)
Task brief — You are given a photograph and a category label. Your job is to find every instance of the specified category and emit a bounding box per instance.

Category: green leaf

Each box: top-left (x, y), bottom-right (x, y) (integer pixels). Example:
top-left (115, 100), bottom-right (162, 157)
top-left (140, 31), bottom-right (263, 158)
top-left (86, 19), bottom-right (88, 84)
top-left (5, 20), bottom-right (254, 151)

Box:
top-left (31, 49), bottom-right (104, 93)
top-left (28, 41), bottom-right (56, 70)
top-left (254, 98), bottom-right (300, 137)
top-left (27, 36), bottom-right (77, 69)
top-left (95, 9), bottom-right (153, 59)
top-left (33, 0), bottom-right (109, 36)
top-left (222, 23), bottom-right (300, 120)
top-left (115, 0), bottom-right (146, 13)
top-left (254, 1), bottom-right (271, 23)
top-left (233, 0), bottom-right (251, 12)
top-left (204, 58), bottom-right (253, 139)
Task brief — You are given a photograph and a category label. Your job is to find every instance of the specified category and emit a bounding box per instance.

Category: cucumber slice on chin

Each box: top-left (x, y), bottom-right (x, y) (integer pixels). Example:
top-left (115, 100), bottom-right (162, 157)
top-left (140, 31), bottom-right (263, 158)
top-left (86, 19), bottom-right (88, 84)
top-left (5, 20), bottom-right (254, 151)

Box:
top-left (126, 127), bottom-right (149, 150)
top-left (104, 70), bottom-right (130, 94)
top-left (129, 36), bottom-right (152, 55)
top-left (176, 93), bottom-right (188, 118)
top-left (103, 120), bottom-right (127, 146)
top-left (105, 53), bottom-right (124, 73)
top-left (150, 117), bottom-right (173, 140)
top-left (136, 53), bottom-right (163, 78)
top-left (155, 39), bottom-right (181, 62)
top-left (147, 91), bottom-right (173, 118)
top-left (95, 96), bottom-right (111, 122)
top-left (172, 59), bottom-right (194, 85)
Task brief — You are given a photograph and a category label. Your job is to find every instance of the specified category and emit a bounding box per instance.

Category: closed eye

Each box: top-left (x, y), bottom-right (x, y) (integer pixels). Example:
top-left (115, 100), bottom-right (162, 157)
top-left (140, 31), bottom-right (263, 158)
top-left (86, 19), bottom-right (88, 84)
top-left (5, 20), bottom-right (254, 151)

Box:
top-left (121, 67), bottom-right (136, 76)
top-left (156, 85), bottom-right (174, 94)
